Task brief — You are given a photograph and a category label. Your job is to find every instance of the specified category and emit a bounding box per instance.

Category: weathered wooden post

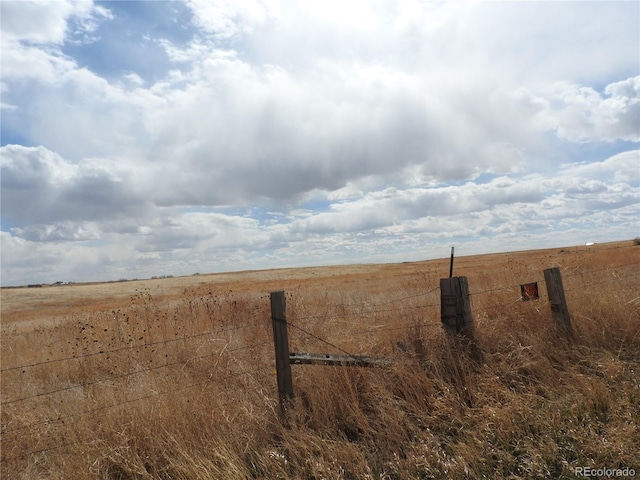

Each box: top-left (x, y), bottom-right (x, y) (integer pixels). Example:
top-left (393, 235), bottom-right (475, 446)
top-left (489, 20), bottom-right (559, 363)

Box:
top-left (440, 275), bottom-right (481, 365)
top-left (270, 291), bottom-right (294, 415)
top-left (440, 276), bottom-right (473, 336)
top-left (543, 267), bottom-right (573, 337)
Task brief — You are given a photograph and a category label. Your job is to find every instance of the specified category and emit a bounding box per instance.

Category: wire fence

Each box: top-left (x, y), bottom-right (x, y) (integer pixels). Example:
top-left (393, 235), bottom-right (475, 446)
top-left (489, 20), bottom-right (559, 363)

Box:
top-left (0, 322), bottom-right (265, 374)
top-left (2, 259), bottom-right (638, 465)
top-left (3, 262), bottom-right (638, 391)
top-left (282, 261), bottom-right (640, 363)
top-left (2, 363), bottom-right (276, 462)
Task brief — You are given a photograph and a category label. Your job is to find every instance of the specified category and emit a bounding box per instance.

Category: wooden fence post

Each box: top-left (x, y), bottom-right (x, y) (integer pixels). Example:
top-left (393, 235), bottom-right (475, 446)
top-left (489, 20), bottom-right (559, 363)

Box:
top-left (440, 276), bottom-right (474, 336)
top-left (270, 291), bottom-right (294, 415)
top-left (543, 267), bottom-right (573, 337)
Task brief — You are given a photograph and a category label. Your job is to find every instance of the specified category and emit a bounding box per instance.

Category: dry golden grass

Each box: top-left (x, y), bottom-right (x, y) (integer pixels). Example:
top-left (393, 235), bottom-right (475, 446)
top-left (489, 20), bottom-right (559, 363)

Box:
top-left (1, 240), bottom-right (639, 479)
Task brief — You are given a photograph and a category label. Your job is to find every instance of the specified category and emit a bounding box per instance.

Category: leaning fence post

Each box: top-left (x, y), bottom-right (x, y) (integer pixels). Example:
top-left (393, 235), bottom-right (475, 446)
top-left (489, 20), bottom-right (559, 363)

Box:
top-left (543, 267), bottom-right (573, 337)
top-left (440, 276), bottom-right (474, 336)
top-left (270, 290), bottom-right (294, 415)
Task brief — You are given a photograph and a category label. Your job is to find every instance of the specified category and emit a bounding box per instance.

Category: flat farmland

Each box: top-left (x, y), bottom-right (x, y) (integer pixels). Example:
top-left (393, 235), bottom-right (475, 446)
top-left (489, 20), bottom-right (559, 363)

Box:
top-left (3, 241), bottom-right (626, 328)
top-left (2, 241), bottom-right (639, 479)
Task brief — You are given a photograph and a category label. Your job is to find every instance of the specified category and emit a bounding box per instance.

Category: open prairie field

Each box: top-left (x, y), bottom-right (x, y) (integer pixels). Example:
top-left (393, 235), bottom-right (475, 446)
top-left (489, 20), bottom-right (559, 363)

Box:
top-left (2, 240), bottom-right (639, 479)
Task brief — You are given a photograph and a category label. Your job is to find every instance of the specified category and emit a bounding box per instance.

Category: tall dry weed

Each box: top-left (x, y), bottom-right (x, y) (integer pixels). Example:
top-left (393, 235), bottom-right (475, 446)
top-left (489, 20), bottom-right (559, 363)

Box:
top-left (2, 243), bottom-right (639, 478)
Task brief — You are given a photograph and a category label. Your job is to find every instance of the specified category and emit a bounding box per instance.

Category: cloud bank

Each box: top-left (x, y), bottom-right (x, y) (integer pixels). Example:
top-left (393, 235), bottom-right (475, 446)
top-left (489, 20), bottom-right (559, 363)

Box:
top-left (1, 0), bottom-right (638, 286)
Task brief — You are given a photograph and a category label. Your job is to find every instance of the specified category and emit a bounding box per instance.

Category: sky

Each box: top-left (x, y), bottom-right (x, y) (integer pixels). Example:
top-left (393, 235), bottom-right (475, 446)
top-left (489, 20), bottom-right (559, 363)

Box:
top-left (1, 0), bottom-right (639, 287)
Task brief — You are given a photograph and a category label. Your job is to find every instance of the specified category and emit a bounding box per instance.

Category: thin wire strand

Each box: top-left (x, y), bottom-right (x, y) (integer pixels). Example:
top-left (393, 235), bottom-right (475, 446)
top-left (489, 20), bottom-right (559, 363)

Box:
top-left (561, 261), bottom-right (640, 279)
top-left (1, 365), bottom-right (275, 461)
top-left (286, 320), bottom-right (358, 359)
top-left (1, 340), bottom-right (272, 407)
top-left (565, 271), bottom-right (639, 290)
top-left (0, 321), bottom-right (264, 373)
top-left (293, 286), bottom-right (441, 320)
top-left (1, 352), bottom-right (274, 437)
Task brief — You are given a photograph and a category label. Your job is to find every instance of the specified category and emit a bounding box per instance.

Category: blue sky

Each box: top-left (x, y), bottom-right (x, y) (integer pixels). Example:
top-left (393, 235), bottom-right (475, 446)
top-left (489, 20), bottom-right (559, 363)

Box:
top-left (1, 0), bottom-right (639, 286)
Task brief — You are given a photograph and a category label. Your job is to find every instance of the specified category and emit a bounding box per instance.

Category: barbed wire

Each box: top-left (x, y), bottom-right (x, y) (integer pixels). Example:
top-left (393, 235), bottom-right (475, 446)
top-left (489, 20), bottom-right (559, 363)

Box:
top-left (471, 285), bottom-right (523, 297)
top-left (561, 261), bottom-right (640, 279)
top-left (291, 286), bottom-right (441, 322)
top-left (469, 269), bottom-right (638, 320)
top-left (1, 345), bottom-right (274, 438)
top-left (0, 321), bottom-right (264, 374)
top-left (292, 286), bottom-right (441, 320)
top-left (285, 320), bottom-right (359, 360)
top-left (470, 263), bottom-right (638, 298)
top-left (4, 264), bottom-right (634, 379)
top-left (347, 320), bottom-right (442, 339)
top-left (376, 286), bottom-right (441, 305)
top-left (564, 271), bottom-right (639, 290)
top-left (1, 340), bottom-right (272, 408)
top-left (285, 309), bottom-right (442, 360)
top-left (294, 300), bottom-right (440, 323)
top-left (1, 364), bottom-right (275, 463)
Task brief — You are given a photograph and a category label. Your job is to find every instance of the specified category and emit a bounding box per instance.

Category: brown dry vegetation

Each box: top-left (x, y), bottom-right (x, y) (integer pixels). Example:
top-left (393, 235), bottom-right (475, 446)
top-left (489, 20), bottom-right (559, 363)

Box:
top-left (1, 241), bottom-right (639, 479)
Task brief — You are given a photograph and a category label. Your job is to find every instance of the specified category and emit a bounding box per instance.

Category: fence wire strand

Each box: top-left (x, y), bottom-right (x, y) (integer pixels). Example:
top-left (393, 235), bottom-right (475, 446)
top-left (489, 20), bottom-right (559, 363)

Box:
top-left (286, 320), bottom-right (359, 360)
top-left (1, 339), bottom-right (272, 407)
top-left (1, 365), bottom-right (275, 462)
top-left (0, 321), bottom-right (265, 374)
